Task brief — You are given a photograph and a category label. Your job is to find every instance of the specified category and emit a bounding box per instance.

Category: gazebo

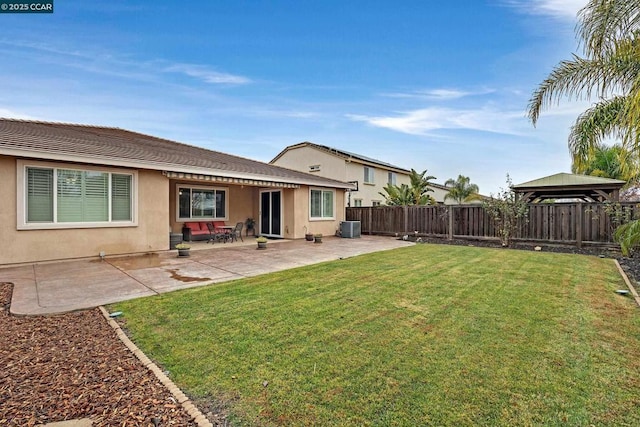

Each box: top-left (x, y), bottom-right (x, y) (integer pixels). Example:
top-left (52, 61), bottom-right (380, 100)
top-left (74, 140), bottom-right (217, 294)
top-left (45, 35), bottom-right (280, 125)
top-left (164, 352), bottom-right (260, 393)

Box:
top-left (512, 173), bottom-right (626, 203)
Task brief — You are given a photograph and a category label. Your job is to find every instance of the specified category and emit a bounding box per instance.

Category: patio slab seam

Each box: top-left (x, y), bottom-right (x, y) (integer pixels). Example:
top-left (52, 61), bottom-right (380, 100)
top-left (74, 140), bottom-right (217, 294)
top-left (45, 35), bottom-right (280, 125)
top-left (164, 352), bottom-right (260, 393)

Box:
top-left (103, 259), bottom-right (161, 296)
top-left (98, 306), bottom-right (213, 427)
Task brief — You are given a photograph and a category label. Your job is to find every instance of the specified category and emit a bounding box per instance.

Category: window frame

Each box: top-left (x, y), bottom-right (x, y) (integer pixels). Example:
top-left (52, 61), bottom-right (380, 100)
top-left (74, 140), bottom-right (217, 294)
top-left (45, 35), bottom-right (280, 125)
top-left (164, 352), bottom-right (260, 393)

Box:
top-left (388, 172), bottom-right (397, 186)
top-left (309, 187), bottom-right (335, 220)
top-left (175, 183), bottom-right (229, 222)
top-left (17, 160), bottom-right (137, 230)
top-left (364, 166), bottom-right (375, 184)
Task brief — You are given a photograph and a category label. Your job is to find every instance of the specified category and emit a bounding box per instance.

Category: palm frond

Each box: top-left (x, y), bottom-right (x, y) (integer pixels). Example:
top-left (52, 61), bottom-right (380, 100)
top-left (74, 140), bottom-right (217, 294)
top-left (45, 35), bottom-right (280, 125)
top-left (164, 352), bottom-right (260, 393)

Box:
top-left (528, 48), bottom-right (638, 125)
top-left (614, 218), bottom-right (640, 255)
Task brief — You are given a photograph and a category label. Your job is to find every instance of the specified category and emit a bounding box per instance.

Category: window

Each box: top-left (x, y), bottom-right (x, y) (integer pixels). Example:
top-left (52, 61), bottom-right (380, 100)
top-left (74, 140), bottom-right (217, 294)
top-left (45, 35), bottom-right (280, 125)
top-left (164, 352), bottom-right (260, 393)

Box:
top-left (309, 164), bottom-right (321, 172)
top-left (23, 164), bottom-right (134, 226)
top-left (372, 201), bottom-right (382, 207)
top-left (388, 172), bottom-right (397, 186)
top-left (310, 188), bottom-right (334, 219)
top-left (353, 199), bottom-right (362, 207)
top-left (177, 185), bottom-right (227, 220)
top-left (364, 166), bottom-right (375, 184)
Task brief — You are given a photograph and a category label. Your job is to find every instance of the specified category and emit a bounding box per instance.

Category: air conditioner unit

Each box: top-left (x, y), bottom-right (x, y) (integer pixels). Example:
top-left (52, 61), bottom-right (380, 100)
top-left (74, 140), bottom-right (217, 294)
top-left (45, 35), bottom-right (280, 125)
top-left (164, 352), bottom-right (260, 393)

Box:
top-left (341, 221), bottom-right (361, 238)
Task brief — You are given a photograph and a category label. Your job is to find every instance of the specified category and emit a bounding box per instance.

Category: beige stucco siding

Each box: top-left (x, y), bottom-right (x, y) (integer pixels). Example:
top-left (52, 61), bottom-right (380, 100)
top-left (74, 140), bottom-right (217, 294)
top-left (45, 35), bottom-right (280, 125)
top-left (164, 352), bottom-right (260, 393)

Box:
top-left (272, 146), bottom-right (348, 181)
top-left (291, 186), bottom-right (346, 237)
top-left (1, 156), bottom-right (169, 265)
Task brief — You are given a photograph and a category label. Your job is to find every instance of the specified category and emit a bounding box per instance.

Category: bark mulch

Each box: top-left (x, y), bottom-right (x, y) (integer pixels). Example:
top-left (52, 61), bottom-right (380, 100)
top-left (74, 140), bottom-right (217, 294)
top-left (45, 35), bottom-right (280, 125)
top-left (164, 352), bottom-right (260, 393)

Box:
top-left (0, 282), bottom-right (200, 427)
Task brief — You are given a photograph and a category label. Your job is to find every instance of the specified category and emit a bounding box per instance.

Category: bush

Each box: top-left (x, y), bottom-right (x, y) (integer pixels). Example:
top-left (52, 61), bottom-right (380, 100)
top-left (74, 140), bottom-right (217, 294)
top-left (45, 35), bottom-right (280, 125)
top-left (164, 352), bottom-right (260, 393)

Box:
top-left (483, 175), bottom-right (529, 247)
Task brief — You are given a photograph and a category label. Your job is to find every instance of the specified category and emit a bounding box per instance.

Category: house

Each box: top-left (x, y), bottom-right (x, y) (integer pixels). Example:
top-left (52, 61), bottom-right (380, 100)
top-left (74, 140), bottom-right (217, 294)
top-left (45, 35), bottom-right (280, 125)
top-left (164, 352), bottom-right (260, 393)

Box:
top-left (0, 119), bottom-right (354, 265)
top-left (270, 142), bottom-right (461, 206)
top-left (271, 142), bottom-right (413, 207)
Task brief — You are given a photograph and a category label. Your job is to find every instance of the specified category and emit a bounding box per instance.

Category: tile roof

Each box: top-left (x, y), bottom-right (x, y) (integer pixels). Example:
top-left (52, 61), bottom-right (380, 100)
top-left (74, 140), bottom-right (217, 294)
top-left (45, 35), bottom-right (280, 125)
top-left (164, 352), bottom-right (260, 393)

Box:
top-left (0, 119), bottom-right (353, 189)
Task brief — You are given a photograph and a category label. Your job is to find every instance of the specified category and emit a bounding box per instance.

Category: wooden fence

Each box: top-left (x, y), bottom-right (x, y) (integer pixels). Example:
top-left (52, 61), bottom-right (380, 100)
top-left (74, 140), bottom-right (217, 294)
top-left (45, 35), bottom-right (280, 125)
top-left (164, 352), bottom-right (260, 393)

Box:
top-left (346, 203), bottom-right (640, 247)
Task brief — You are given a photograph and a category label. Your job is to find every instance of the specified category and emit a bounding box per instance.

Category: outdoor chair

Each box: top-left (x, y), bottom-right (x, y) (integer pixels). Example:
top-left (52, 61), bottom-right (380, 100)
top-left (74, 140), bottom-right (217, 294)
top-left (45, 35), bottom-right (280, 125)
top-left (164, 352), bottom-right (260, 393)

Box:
top-left (206, 222), bottom-right (230, 243)
top-left (230, 222), bottom-right (244, 242)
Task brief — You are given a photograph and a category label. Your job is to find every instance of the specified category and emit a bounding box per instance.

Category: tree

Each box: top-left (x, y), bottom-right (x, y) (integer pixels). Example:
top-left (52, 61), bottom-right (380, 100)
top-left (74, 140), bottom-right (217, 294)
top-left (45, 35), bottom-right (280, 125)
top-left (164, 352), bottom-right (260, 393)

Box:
top-left (483, 175), bottom-right (529, 247)
top-left (444, 175), bottom-right (481, 204)
top-left (572, 143), bottom-right (640, 183)
top-left (379, 183), bottom-right (414, 206)
top-left (527, 0), bottom-right (640, 172)
top-left (379, 168), bottom-right (436, 206)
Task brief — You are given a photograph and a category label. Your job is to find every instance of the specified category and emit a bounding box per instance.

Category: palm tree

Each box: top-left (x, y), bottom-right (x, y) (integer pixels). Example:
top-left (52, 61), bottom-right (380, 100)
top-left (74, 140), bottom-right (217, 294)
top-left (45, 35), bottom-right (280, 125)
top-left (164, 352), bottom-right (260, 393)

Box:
top-left (379, 169), bottom-right (436, 206)
top-left (527, 0), bottom-right (640, 171)
top-left (379, 183), bottom-right (414, 206)
top-left (408, 169), bottom-right (437, 205)
top-left (572, 143), bottom-right (640, 181)
top-left (444, 175), bottom-right (481, 204)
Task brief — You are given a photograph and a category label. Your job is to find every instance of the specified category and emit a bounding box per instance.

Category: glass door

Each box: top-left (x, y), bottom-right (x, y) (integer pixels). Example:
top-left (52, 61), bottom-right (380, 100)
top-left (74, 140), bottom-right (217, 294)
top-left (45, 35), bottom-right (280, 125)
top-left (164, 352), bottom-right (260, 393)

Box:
top-left (259, 190), bottom-right (282, 237)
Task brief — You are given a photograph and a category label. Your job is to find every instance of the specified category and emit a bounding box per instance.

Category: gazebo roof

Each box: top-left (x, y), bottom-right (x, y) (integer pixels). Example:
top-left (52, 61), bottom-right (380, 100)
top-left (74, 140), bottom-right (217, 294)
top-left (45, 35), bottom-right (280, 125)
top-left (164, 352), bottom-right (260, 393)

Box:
top-left (512, 173), bottom-right (626, 202)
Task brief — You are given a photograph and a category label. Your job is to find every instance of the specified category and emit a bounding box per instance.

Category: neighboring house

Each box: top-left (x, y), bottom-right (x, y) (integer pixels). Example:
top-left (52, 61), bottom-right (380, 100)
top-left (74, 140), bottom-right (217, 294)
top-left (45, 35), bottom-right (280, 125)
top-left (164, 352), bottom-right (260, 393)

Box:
top-left (271, 142), bottom-right (413, 207)
top-left (270, 142), bottom-right (469, 206)
top-left (0, 119), bottom-right (354, 265)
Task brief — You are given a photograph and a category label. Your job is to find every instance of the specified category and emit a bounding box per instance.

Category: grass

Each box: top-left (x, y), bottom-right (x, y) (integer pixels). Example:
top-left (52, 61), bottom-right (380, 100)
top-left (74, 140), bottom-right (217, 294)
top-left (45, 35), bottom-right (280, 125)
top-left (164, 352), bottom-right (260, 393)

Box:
top-left (111, 244), bottom-right (640, 426)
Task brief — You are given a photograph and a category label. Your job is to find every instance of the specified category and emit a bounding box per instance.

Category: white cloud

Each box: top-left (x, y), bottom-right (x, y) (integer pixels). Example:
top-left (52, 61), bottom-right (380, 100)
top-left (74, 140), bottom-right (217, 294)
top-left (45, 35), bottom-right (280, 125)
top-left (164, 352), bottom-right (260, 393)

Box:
top-left (382, 88), bottom-right (495, 101)
top-left (347, 107), bottom-right (527, 136)
top-left (164, 63), bottom-right (251, 85)
top-left (0, 109), bottom-right (37, 120)
top-left (504, 0), bottom-right (585, 20)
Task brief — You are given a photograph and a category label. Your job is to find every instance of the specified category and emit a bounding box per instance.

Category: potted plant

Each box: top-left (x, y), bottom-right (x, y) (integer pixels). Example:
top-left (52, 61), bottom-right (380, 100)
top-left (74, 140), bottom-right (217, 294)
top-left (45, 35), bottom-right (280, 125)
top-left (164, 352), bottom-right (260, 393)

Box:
top-left (304, 225), bottom-right (314, 241)
top-left (314, 233), bottom-right (323, 243)
top-left (246, 218), bottom-right (256, 236)
top-left (256, 236), bottom-right (268, 250)
top-left (175, 243), bottom-right (191, 257)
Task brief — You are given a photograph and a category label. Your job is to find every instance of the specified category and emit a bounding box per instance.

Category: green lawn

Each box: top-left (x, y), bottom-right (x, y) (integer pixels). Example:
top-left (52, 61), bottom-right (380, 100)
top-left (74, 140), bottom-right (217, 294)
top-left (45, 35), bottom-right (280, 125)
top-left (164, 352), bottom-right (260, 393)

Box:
top-left (111, 244), bottom-right (640, 426)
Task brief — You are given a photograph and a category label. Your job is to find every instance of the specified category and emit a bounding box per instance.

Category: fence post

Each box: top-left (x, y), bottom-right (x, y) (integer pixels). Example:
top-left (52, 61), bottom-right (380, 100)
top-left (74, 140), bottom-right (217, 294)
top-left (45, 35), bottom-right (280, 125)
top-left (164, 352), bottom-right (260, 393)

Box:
top-left (404, 206), bottom-right (408, 234)
top-left (576, 204), bottom-right (582, 248)
top-left (448, 207), bottom-right (453, 240)
top-left (368, 208), bottom-right (372, 235)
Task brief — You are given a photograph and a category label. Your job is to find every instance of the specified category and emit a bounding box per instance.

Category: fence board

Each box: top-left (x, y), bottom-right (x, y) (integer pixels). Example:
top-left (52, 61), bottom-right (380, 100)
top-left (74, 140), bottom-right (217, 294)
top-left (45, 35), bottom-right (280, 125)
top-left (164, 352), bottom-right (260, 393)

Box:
top-left (346, 202), bottom-right (640, 247)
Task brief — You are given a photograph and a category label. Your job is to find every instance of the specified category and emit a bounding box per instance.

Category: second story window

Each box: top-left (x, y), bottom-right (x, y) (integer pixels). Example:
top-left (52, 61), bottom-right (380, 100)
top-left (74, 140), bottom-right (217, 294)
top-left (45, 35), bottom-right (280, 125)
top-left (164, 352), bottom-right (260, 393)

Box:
top-left (388, 172), bottom-right (397, 186)
top-left (364, 166), bottom-right (375, 184)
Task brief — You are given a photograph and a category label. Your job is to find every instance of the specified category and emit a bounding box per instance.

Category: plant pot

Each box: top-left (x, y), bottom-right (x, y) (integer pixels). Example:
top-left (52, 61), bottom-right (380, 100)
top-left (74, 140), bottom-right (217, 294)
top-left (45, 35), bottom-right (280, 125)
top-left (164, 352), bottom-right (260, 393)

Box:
top-left (177, 249), bottom-right (190, 257)
top-left (305, 233), bottom-right (314, 241)
top-left (257, 241), bottom-right (267, 250)
top-left (314, 236), bottom-right (323, 243)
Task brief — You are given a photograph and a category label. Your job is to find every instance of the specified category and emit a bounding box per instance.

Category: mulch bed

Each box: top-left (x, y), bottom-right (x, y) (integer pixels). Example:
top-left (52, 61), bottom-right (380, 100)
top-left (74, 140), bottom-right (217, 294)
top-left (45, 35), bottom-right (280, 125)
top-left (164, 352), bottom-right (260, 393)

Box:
top-left (0, 282), bottom-right (201, 426)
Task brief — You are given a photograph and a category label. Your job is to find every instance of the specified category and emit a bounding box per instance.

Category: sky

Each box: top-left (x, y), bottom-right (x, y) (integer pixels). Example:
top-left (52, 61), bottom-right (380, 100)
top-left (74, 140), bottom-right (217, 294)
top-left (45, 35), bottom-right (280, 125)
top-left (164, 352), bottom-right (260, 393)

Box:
top-left (0, 0), bottom-right (594, 194)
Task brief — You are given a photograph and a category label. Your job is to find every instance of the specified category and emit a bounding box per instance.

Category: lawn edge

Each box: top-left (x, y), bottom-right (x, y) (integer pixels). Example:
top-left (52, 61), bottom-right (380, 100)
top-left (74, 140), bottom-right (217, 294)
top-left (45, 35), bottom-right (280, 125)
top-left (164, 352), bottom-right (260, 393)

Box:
top-left (613, 259), bottom-right (640, 307)
top-left (98, 306), bottom-right (214, 427)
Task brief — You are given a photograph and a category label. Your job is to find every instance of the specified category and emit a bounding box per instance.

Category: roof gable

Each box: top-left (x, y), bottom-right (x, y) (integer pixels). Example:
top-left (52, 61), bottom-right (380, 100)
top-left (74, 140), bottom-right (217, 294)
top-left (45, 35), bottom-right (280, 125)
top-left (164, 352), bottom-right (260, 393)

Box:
top-left (271, 142), bottom-right (411, 174)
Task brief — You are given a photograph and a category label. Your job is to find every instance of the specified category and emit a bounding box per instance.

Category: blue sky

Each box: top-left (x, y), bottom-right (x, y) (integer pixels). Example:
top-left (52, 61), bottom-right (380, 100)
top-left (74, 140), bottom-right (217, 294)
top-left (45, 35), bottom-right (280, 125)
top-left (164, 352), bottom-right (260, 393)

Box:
top-left (1, 0), bottom-right (591, 193)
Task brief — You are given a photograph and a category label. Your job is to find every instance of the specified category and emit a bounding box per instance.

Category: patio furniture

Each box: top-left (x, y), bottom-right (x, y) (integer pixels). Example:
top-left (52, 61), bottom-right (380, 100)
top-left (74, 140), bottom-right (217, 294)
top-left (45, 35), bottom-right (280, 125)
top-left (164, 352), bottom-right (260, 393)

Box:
top-left (230, 222), bottom-right (244, 242)
top-left (206, 222), bottom-right (231, 243)
top-left (182, 222), bottom-right (212, 241)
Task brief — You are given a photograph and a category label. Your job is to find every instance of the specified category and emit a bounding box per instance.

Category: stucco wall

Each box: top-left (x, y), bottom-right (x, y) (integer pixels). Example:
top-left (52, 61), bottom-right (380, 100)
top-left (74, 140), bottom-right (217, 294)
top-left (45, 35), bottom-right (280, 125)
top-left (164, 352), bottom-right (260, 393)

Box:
top-left (0, 156), bottom-right (169, 265)
top-left (290, 186), bottom-right (346, 238)
top-left (272, 146), bottom-right (347, 181)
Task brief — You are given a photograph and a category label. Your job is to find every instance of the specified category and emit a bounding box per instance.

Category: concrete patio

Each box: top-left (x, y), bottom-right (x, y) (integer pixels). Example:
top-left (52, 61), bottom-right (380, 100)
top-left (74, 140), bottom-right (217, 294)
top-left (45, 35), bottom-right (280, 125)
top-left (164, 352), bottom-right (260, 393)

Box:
top-left (1, 236), bottom-right (412, 315)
